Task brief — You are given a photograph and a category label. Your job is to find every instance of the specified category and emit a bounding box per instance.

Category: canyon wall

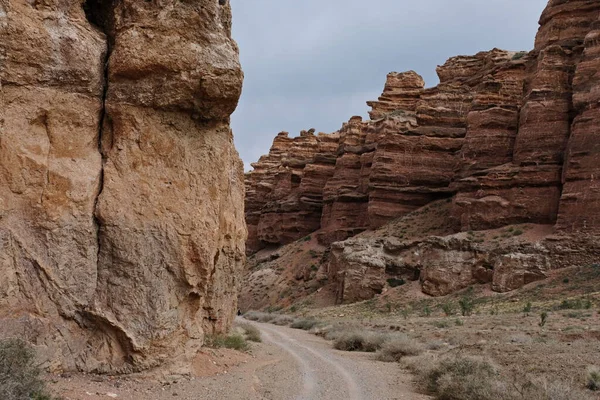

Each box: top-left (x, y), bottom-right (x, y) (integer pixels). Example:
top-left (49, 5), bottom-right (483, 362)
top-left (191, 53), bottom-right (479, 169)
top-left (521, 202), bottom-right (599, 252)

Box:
top-left (0, 0), bottom-right (245, 374)
top-left (244, 0), bottom-right (600, 304)
top-left (245, 0), bottom-right (600, 254)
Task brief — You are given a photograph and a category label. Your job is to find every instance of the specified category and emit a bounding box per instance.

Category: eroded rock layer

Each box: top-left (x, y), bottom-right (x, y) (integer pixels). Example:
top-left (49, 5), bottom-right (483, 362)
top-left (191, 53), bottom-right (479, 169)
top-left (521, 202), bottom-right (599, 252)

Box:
top-left (0, 0), bottom-right (245, 374)
top-left (244, 0), bottom-right (600, 304)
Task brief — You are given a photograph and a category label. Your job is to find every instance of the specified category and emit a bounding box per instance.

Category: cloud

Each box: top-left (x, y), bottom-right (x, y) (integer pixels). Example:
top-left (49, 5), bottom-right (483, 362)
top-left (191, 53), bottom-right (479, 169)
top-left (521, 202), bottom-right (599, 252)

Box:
top-left (230, 0), bottom-right (548, 170)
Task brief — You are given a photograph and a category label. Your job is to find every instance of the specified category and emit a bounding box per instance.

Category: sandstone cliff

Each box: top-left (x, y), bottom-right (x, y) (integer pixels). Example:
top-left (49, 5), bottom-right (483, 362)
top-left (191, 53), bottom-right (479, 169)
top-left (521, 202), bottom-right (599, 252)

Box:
top-left (244, 0), bottom-right (600, 307)
top-left (0, 0), bottom-right (245, 374)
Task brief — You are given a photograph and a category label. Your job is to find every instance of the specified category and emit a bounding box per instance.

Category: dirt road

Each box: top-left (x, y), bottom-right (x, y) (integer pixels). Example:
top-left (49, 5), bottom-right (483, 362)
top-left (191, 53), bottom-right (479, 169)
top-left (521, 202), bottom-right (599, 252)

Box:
top-left (246, 320), bottom-right (428, 400)
top-left (52, 319), bottom-right (428, 399)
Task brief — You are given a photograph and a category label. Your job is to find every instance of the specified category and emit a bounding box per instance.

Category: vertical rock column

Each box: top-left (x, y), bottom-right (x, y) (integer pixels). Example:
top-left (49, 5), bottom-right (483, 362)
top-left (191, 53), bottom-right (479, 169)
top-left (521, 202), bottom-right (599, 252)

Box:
top-left (558, 17), bottom-right (600, 232)
top-left (88, 0), bottom-right (246, 372)
top-left (320, 117), bottom-right (371, 244)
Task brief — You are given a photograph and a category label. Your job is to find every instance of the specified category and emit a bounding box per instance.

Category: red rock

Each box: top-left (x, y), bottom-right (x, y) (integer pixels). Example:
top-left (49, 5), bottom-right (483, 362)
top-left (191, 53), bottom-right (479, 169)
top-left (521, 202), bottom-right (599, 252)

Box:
top-left (245, 0), bottom-right (600, 259)
top-left (558, 21), bottom-right (600, 231)
top-left (367, 71), bottom-right (424, 120)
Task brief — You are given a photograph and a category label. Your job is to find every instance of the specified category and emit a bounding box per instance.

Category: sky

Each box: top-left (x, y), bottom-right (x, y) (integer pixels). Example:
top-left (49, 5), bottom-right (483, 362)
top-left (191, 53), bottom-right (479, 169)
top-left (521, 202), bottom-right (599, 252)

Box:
top-left (229, 0), bottom-right (548, 170)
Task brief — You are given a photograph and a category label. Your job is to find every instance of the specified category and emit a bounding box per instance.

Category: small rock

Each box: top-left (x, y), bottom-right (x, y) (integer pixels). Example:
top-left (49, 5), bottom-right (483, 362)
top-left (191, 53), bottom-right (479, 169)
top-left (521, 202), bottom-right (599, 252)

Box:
top-left (106, 393), bottom-right (118, 398)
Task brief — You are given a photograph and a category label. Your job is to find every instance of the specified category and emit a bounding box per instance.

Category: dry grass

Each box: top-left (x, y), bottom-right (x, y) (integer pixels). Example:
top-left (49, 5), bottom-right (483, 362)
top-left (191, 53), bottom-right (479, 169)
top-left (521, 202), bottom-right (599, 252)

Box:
top-left (375, 335), bottom-right (424, 362)
top-left (587, 366), bottom-right (600, 391)
top-left (290, 318), bottom-right (320, 330)
top-left (236, 322), bottom-right (262, 342)
top-left (205, 334), bottom-right (249, 352)
top-left (0, 339), bottom-right (57, 400)
top-left (244, 311), bottom-right (277, 323)
top-left (271, 315), bottom-right (296, 326)
top-left (405, 354), bottom-right (593, 400)
top-left (332, 330), bottom-right (388, 352)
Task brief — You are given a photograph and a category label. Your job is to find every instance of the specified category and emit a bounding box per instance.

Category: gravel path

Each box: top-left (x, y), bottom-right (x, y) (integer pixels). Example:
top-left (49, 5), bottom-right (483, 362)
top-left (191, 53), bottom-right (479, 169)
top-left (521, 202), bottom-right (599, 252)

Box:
top-left (246, 320), bottom-right (429, 400)
top-left (52, 319), bottom-right (428, 399)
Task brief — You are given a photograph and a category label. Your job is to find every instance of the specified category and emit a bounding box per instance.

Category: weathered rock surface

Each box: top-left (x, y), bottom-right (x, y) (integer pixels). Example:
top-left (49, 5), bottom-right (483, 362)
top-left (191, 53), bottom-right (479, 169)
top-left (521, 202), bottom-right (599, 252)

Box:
top-left (244, 0), bottom-right (600, 305)
top-left (0, 0), bottom-right (245, 374)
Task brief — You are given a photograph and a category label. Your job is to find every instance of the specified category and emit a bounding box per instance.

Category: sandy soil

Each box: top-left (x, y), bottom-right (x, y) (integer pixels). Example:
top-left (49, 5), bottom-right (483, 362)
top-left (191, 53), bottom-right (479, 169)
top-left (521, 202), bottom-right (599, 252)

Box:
top-left (50, 319), bottom-right (427, 400)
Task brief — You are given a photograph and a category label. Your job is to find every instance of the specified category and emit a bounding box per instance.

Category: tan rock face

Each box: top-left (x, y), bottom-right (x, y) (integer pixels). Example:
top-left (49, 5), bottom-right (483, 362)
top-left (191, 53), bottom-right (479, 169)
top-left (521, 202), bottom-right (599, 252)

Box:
top-left (0, 0), bottom-right (245, 374)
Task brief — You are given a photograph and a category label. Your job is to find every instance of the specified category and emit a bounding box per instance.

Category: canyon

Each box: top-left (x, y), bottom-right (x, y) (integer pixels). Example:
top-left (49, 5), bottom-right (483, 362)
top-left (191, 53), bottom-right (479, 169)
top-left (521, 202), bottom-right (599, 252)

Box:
top-left (0, 0), bottom-right (245, 374)
top-left (243, 0), bottom-right (600, 309)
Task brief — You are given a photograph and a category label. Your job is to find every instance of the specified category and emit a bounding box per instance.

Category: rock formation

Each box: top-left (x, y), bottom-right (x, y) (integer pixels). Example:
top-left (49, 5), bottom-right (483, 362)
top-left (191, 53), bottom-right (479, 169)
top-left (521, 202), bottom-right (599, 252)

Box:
top-left (0, 0), bottom-right (245, 374)
top-left (244, 0), bottom-right (600, 304)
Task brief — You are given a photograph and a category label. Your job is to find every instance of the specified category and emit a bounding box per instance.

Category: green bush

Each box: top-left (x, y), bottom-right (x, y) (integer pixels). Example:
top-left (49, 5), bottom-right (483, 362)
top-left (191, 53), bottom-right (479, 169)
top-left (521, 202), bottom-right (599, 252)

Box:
top-left (523, 302), bottom-right (532, 313)
top-left (459, 295), bottom-right (475, 316)
top-left (205, 334), bottom-right (249, 351)
top-left (441, 302), bottom-right (455, 316)
top-left (0, 339), bottom-right (57, 400)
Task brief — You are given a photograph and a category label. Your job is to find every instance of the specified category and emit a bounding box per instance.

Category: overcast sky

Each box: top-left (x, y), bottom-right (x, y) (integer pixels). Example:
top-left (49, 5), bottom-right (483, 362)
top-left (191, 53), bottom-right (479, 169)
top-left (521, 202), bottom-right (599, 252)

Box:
top-left (229, 0), bottom-right (548, 170)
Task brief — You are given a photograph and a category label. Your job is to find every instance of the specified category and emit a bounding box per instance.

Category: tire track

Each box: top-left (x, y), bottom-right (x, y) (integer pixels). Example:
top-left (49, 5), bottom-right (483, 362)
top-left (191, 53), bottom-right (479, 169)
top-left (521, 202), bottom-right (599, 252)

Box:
top-left (257, 325), bottom-right (317, 400)
top-left (250, 321), bottom-right (362, 400)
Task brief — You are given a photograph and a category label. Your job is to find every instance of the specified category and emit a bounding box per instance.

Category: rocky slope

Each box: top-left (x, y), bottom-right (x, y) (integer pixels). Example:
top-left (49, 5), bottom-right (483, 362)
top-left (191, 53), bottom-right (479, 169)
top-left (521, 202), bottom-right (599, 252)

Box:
top-left (243, 0), bottom-right (600, 308)
top-left (0, 0), bottom-right (245, 374)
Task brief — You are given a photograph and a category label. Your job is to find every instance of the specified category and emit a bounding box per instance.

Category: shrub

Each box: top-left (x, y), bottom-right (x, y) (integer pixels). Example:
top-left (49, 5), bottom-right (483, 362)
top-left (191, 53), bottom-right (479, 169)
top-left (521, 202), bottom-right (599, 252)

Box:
top-left (523, 302), bottom-right (532, 313)
top-left (205, 334), bottom-right (249, 351)
top-left (376, 335), bottom-right (424, 362)
top-left (401, 308), bottom-right (411, 320)
top-left (244, 311), bottom-right (277, 323)
top-left (271, 315), bottom-right (296, 326)
top-left (290, 319), bottom-right (320, 331)
top-left (512, 51), bottom-right (528, 60)
top-left (587, 366), bottom-right (600, 391)
top-left (539, 312), bottom-right (548, 327)
top-left (455, 318), bottom-right (464, 326)
top-left (333, 330), bottom-right (387, 352)
top-left (0, 339), bottom-right (57, 400)
top-left (410, 355), bottom-right (500, 399)
top-left (236, 322), bottom-right (261, 342)
top-left (433, 320), bottom-right (450, 329)
top-left (407, 354), bottom-right (592, 400)
top-left (422, 306), bottom-right (432, 317)
top-left (459, 295), bottom-right (475, 316)
top-left (387, 278), bottom-right (406, 288)
top-left (558, 298), bottom-right (593, 310)
top-left (441, 302), bottom-right (455, 316)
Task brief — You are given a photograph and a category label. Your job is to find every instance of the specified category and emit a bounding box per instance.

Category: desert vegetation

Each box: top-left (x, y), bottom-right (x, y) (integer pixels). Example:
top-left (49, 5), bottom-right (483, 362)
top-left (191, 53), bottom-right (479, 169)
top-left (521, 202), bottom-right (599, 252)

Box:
top-left (205, 333), bottom-right (250, 351)
top-left (243, 264), bottom-right (600, 398)
top-left (0, 339), bottom-right (58, 400)
top-left (406, 354), bottom-right (593, 400)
